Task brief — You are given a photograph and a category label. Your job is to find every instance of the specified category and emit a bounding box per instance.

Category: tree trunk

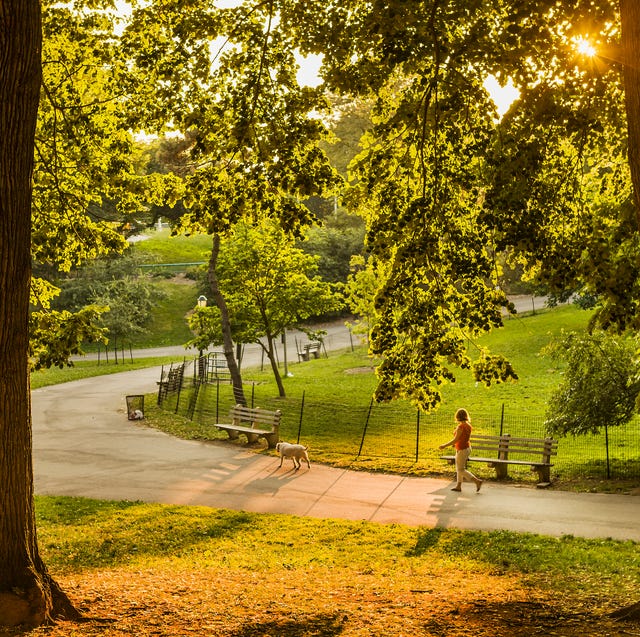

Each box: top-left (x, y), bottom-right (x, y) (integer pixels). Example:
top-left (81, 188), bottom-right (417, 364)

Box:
top-left (620, 0), bottom-right (640, 229)
top-left (261, 334), bottom-right (286, 398)
top-left (609, 600), bottom-right (640, 621)
top-left (207, 234), bottom-right (247, 405)
top-left (0, 0), bottom-right (79, 627)
top-left (616, 0), bottom-right (640, 618)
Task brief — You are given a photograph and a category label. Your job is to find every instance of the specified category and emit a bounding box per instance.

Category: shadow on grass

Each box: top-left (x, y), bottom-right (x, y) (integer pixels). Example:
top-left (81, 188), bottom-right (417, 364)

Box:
top-left (36, 496), bottom-right (257, 570)
top-left (406, 527), bottom-right (446, 556)
top-left (229, 613), bottom-right (347, 637)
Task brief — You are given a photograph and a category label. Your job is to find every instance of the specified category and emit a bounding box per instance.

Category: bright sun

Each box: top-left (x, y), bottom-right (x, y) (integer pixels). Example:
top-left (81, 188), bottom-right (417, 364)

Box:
top-left (573, 36), bottom-right (597, 57)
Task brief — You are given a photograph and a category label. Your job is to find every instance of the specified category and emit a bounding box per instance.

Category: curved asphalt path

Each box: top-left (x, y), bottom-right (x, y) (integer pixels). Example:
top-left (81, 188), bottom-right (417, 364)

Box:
top-left (32, 309), bottom-right (640, 542)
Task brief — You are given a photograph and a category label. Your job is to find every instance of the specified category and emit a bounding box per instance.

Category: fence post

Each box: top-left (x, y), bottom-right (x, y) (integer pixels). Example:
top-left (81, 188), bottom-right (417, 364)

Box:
top-left (415, 409), bottom-right (421, 463)
top-left (186, 379), bottom-right (200, 421)
top-left (173, 364), bottom-right (184, 414)
top-left (215, 378), bottom-right (220, 422)
top-left (605, 423), bottom-right (611, 479)
top-left (157, 364), bottom-right (165, 405)
top-left (297, 390), bottom-right (305, 444)
top-left (499, 403), bottom-right (505, 436)
top-left (357, 398), bottom-right (374, 458)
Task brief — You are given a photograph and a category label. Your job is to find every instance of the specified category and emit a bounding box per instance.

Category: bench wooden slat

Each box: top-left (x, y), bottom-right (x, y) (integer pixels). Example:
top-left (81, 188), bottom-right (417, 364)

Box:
top-left (231, 410), bottom-right (280, 419)
top-left (440, 433), bottom-right (559, 483)
top-left (233, 416), bottom-right (281, 425)
top-left (470, 434), bottom-right (555, 444)
top-left (215, 405), bottom-right (281, 449)
top-left (441, 455), bottom-right (551, 467)
top-left (469, 444), bottom-right (557, 456)
top-left (216, 424), bottom-right (272, 435)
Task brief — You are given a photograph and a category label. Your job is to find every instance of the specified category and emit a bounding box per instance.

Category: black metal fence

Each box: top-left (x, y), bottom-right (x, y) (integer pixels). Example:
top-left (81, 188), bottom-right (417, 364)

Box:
top-left (156, 358), bottom-right (640, 481)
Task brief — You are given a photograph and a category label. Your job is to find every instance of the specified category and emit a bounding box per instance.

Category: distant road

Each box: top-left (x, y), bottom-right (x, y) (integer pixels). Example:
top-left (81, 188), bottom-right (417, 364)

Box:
top-left (506, 294), bottom-right (549, 315)
top-left (72, 295), bottom-right (550, 365)
top-left (72, 319), bottom-right (364, 367)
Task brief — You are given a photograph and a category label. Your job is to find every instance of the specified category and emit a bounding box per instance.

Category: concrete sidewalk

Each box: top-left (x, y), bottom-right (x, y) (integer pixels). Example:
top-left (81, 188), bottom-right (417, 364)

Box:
top-left (31, 364), bottom-right (640, 542)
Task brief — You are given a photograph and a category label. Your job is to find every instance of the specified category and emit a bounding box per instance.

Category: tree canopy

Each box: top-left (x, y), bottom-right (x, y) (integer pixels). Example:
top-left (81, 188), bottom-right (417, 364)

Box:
top-left (285, 0), bottom-right (640, 410)
top-left (544, 330), bottom-right (640, 437)
top-left (189, 220), bottom-right (341, 395)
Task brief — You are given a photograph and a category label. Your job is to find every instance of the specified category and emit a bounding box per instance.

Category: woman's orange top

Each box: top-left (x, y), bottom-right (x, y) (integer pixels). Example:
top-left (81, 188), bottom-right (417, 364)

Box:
top-left (455, 422), bottom-right (472, 450)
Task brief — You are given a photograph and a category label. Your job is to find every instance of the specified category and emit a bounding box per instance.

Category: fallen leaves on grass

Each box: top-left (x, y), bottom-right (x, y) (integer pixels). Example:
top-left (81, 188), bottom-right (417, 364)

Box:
top-left (0, 566), bottom-right (632, 637)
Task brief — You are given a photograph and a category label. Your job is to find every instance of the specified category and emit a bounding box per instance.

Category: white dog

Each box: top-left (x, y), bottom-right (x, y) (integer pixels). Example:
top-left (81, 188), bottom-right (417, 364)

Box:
top-left (275, 442), bottom-right (310, 471)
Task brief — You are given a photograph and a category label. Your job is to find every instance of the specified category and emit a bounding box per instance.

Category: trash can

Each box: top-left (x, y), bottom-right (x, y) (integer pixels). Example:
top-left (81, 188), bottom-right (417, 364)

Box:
top-left (126, 395), bottom-right (145, 420)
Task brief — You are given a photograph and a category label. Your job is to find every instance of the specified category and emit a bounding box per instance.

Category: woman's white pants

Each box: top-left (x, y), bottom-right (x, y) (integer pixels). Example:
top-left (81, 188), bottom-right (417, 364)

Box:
top-left (455, 447), bottom-right (477, 483)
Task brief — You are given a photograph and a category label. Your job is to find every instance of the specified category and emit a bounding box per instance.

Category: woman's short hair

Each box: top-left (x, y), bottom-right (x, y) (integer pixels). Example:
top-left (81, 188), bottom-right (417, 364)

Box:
top-left (455, 408), bottom-right (470, 422)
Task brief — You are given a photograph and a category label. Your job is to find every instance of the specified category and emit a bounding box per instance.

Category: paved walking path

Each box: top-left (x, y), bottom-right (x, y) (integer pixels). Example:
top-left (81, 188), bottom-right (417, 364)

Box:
top-left (32, 348), bottom-right (640, 543)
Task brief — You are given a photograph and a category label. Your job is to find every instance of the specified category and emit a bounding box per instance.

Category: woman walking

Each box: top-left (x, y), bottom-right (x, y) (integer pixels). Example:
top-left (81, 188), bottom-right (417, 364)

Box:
top-left (439, 408), bottom-right (482, 492)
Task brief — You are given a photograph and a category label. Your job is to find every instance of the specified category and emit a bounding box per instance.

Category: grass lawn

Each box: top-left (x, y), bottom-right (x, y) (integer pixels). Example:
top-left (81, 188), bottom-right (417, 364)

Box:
top-left (144, 304), bottom-right (640, 488)
top-left (6, 495), bottom-right (635, 636)
top-left (132, 228), bottom-right (212, 265)
top-left (30, 357), bottom-right (175, 390)
top-left (140, 278), bottom-right (199, 347)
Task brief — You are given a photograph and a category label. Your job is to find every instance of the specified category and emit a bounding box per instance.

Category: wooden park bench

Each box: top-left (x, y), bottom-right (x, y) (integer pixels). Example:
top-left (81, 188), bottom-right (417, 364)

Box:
top-left (215, 404), bottom-right (281, 449)
top-left (297, 340), bottom-right (322, 362)
top-left (440, 433), bottom-right (558, 484)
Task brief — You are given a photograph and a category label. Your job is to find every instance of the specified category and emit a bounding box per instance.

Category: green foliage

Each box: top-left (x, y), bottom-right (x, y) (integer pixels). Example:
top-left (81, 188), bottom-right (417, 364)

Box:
top-left (342, 254), bottom-right (386, 337)
top-left (51, 253), bottom-right (166, 350)
top-left (291, 1), bottom-right (520, 410)
top-left (544, 331), bottom-right (640, 437)
top-left (29, 306), bottom-right (108, 370)
top-left (321, 96), bottom-right (372, 179)
top-left (122, 0), bottom-right (340, 242)
top-left (283, 0), bottom-right (637, 413)
top-left (29, 2), bottom-right (181, 366)
top-left (188, 220), bottom-right (343, 352)
top-left (93, 277), bottom-right (165, 345)
top-left (37, 1), bottom-right (130, 272)
top-left (301, 223), bottom-right (366, 284)
top-left (53, 252), bottom-right (152, 311)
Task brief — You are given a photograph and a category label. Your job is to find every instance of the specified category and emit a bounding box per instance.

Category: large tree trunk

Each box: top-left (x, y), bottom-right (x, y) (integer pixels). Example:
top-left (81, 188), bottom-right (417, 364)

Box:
top-left (0, 1), bottom-right (79, 627)
top-left (207, 234), bottom-right (247, 405)
top-left (620, 0), bottom-right (640, 229)
top-left (615, 0), bottom-right (640, 620)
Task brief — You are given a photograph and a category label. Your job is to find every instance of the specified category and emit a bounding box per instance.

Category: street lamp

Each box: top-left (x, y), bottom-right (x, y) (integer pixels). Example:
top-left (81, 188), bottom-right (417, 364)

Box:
top-left (196, 295), bottom-right (208, 378)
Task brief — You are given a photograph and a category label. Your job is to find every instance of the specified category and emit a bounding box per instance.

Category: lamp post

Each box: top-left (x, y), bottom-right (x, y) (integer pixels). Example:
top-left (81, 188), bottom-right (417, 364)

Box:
top-left (196, 295), bottom-right (207, 378)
